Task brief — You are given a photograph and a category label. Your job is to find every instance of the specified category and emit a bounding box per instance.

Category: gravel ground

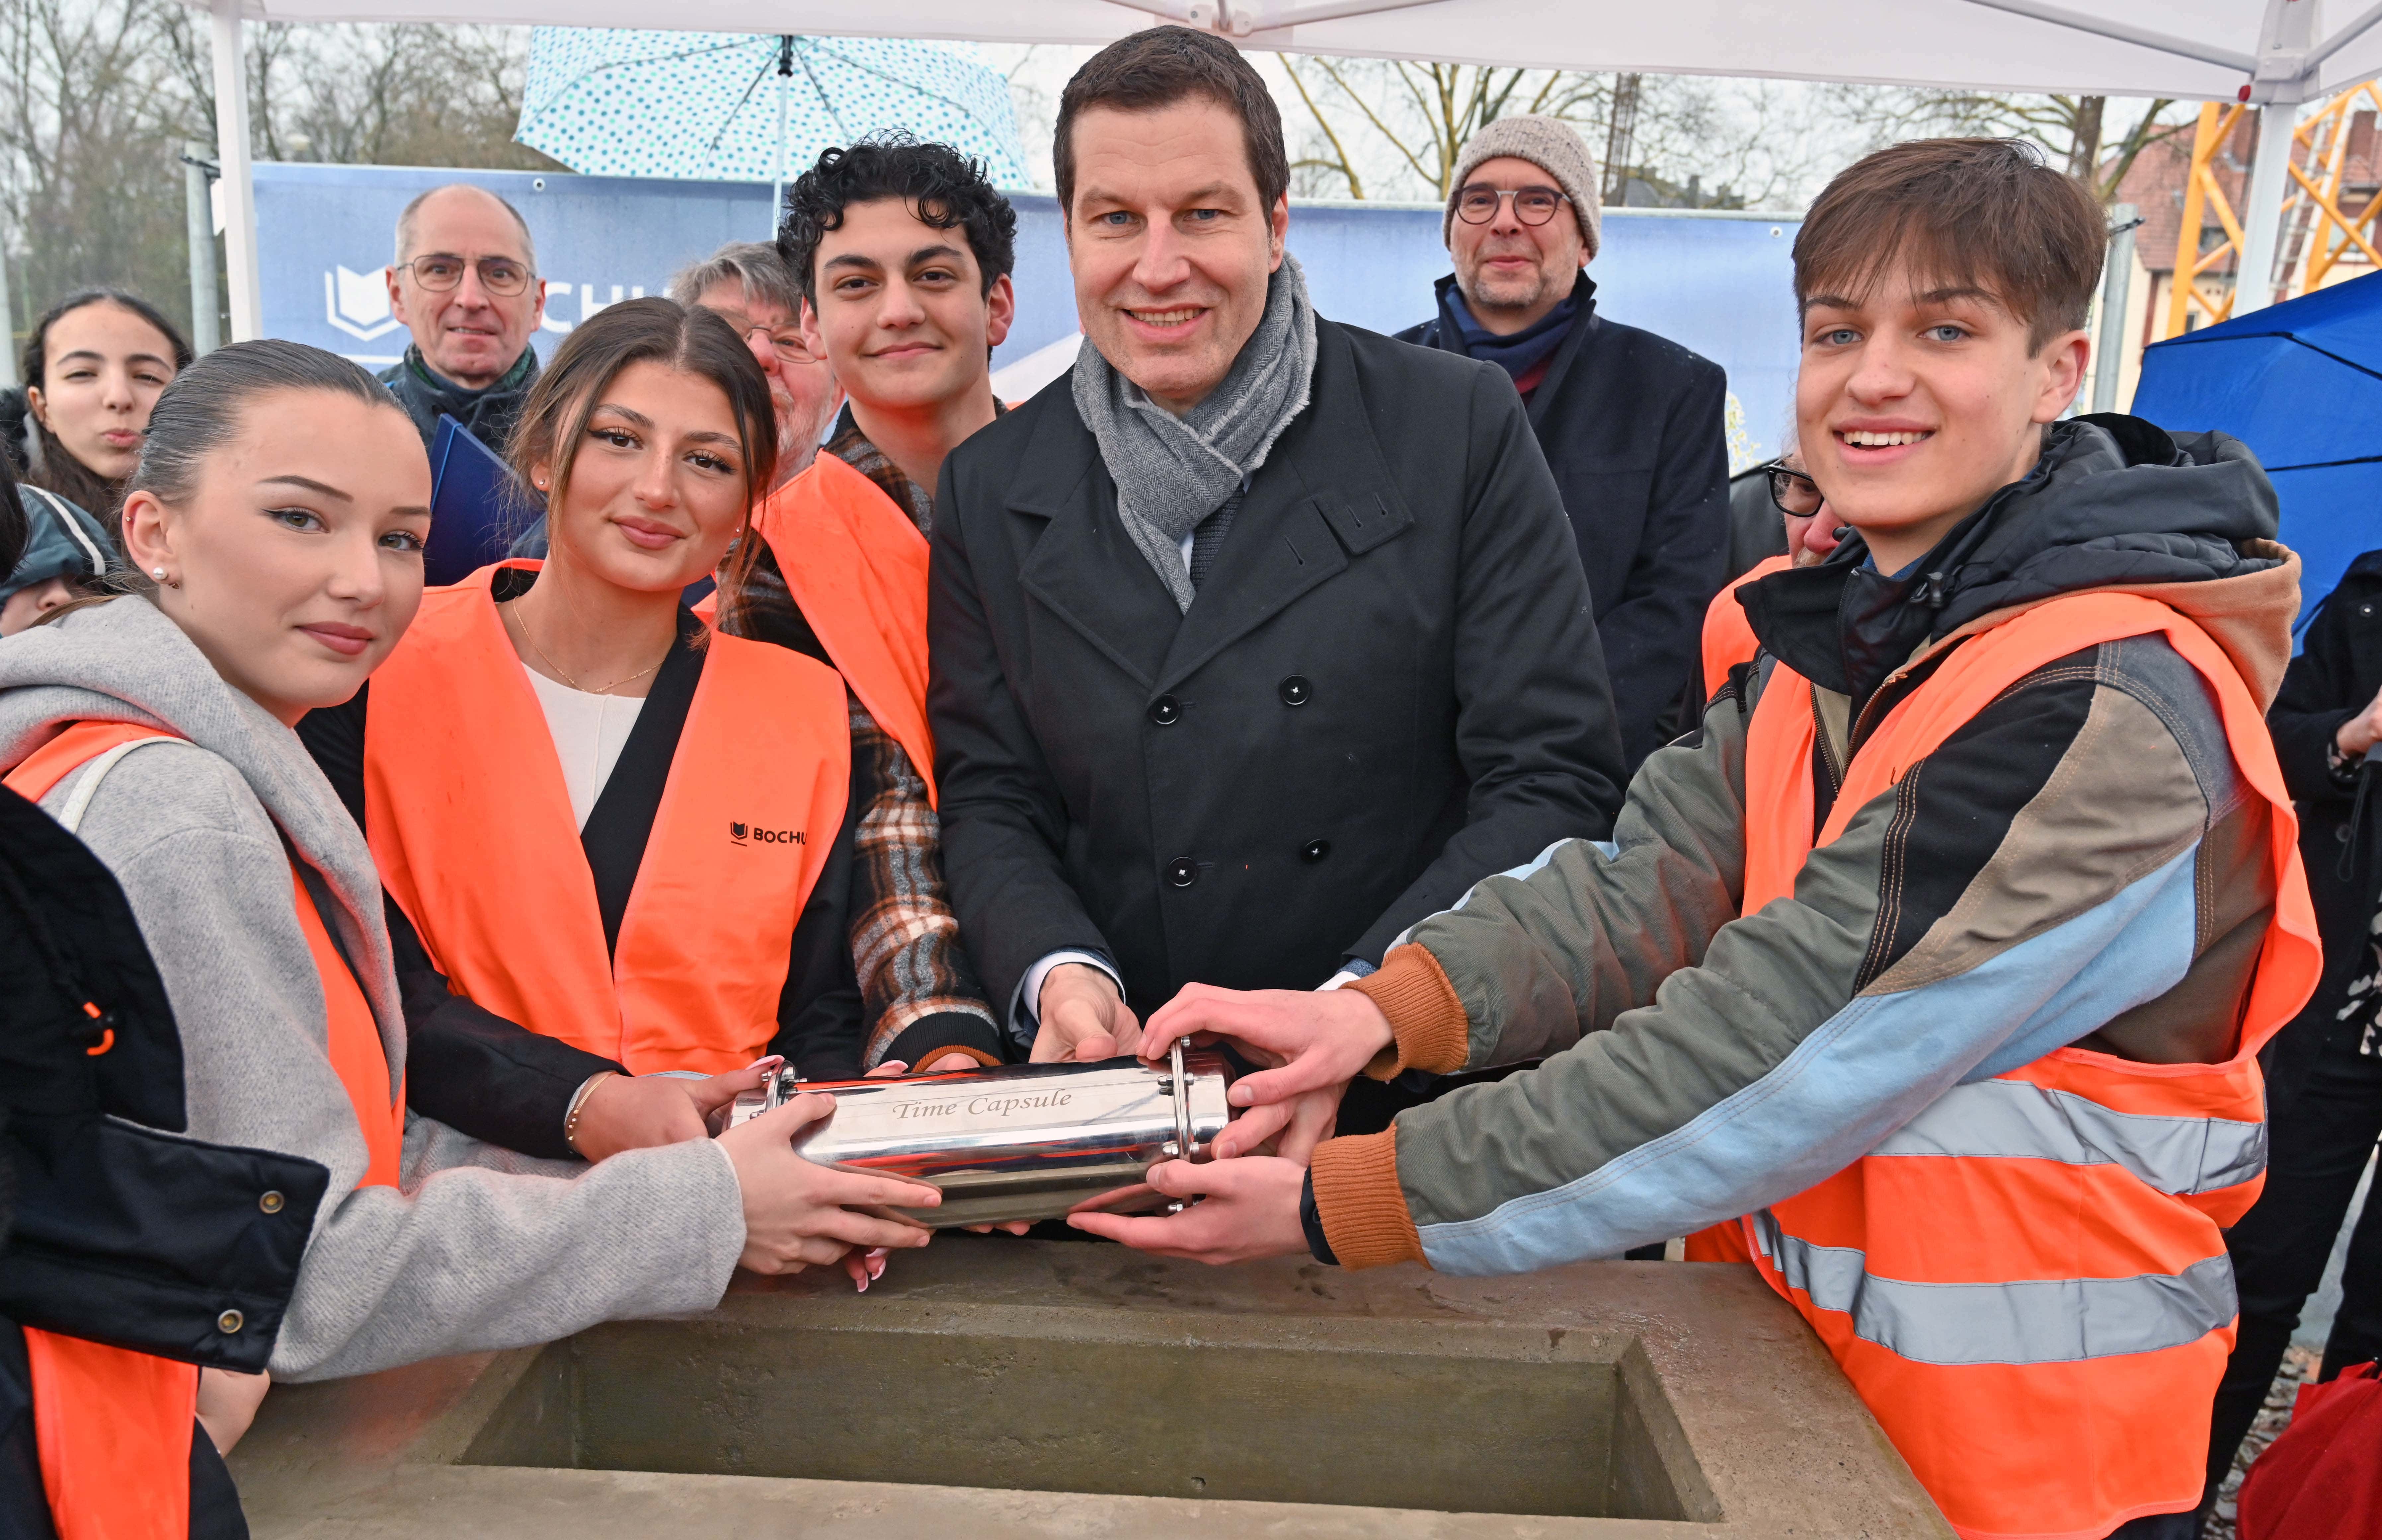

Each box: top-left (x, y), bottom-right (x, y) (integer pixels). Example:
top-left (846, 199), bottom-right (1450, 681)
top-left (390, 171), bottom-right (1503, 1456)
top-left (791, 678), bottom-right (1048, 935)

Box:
top-left (2200, 1346), bottom-right (2322, 1540)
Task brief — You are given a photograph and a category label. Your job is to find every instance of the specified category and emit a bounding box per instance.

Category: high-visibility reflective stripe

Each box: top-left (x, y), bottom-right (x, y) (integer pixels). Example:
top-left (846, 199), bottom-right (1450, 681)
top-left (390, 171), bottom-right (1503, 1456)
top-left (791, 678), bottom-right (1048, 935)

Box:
top-left (1868, 1077), bottom-right (2266, 1194)
top-left (1750, 1211), bottom-right (2237, 1367)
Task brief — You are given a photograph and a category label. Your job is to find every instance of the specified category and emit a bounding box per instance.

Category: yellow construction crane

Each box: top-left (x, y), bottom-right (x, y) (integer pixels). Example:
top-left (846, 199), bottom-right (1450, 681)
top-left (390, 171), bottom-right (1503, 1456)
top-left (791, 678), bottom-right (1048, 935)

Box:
top-left (2163, 82), bottom-right (2382, 339)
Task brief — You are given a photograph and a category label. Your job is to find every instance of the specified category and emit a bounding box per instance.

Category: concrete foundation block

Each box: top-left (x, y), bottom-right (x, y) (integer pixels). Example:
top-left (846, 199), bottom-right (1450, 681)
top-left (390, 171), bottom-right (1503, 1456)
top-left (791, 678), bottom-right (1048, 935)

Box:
top-left (228, 1237), bottom-right (1952, 1537)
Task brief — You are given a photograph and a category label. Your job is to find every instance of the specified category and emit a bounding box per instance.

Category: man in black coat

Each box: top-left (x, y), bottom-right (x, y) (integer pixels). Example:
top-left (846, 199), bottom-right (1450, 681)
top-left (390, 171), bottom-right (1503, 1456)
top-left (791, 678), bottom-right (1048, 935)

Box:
top-left (930, 28), bottom-right (1627, 1065)
top-left (1397, 116), bottom-right (1730, 770)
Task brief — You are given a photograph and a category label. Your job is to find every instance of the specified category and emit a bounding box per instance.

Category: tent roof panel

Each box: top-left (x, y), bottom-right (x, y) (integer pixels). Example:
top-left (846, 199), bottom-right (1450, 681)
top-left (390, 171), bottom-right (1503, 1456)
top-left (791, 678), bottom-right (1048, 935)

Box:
top-left (217, 0), bottom-right (2382, 101)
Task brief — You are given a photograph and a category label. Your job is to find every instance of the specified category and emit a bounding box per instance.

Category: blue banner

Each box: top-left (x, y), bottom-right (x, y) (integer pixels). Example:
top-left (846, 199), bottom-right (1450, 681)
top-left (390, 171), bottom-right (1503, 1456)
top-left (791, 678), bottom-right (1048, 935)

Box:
top-left (257, 163), bottom-right (1801, 468)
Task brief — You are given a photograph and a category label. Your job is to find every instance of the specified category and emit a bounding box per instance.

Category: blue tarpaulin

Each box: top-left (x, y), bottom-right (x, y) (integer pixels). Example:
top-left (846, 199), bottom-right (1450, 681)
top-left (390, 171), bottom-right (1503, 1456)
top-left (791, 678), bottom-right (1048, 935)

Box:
top-left (2131, 271), bottom-right (2382, 626)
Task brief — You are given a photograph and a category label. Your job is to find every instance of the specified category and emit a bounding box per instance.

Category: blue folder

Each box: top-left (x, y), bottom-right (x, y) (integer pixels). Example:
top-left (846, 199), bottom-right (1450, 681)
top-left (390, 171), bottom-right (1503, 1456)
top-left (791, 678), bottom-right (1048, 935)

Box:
top-left (427, 417), bottom-right (540, 589)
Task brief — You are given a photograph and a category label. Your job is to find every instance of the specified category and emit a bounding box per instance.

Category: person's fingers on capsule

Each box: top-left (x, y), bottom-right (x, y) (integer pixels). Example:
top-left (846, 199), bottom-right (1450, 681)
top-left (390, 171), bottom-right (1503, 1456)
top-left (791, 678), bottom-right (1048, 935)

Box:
top-left (1212, 1100), bottom-right (1293, 1160)
top-left (864, 1060), bottom-right (909, 1079)
top-left (842, 1253), bottom-right (873, 1291)
top-left (812, 1167), bottom-right (942, 1215)
top-left (816, 1208), bottom-right (941, 1252)
top-left (1224, 1057), bottom-right (1340, 1109)
top-left (1071, 1030), bottom-right (1119, 1063)
top-left (690, 1055), bottom-right (784, 1115)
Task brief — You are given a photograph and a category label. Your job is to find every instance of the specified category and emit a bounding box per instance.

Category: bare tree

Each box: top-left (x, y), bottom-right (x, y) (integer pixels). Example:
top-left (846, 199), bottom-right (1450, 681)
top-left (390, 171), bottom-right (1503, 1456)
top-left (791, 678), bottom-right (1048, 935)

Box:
top-left (4, 0), bottom-right (555, 359)
top-left (0, 0), bottom-right (193, 343)
top-left (1825, 87), bottom-right (2189, 203)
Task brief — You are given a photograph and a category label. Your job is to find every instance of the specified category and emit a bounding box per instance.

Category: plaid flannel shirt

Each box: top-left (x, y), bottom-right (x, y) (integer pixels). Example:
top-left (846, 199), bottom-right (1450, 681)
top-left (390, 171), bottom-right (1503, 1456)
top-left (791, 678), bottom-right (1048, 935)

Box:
top-left (722, 405), bottom-right (1002, 1068)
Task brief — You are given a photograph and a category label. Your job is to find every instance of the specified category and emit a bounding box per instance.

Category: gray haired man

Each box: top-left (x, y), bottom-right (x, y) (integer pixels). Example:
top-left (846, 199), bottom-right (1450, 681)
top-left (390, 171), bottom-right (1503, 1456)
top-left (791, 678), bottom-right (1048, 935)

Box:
top-left (669, 241), bottom-right (842, 485)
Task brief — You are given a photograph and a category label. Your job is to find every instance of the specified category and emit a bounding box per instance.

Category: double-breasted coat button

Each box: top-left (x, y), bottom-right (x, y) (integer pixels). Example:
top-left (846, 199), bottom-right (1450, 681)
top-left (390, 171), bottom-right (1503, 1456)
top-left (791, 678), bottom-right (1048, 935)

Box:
top-left (1301, 840), bottom-right (1331, 864)
top-left (1148, 694), bottom-right (1181, 726)
top-left (259, 1190), bottom-right (284, 1214)
top-left (1165, 857), bottom-right (1199, 888)
top-left (1278, 675), bottom-right (1312, 707)
top-left (217, 1309), bottom-right (244, 1334)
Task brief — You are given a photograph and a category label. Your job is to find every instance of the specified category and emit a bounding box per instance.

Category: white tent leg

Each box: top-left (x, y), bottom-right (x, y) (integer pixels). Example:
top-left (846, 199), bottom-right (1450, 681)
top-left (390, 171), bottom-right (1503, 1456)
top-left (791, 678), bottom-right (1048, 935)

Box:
top-left (211, 0), bottom-right (262, 342)
top-left (2233, 103), bottom-right (2300, 317)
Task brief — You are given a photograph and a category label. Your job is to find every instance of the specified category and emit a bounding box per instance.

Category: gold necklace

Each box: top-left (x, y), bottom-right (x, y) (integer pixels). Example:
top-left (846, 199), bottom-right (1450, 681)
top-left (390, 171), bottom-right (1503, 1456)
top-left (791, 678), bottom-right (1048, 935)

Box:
top-left (506, 596), bottom-right (663, 696)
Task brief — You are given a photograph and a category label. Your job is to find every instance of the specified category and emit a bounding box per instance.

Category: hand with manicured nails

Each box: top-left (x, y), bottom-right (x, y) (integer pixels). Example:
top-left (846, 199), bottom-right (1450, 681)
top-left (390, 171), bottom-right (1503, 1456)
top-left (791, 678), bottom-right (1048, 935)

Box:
top-left (1033, 962), bottom-right (1143, 1063)
top-left (717, 1092), bottom-right (940, 1275)
top-left (1066, 1157), bottom-right (1310, 1264)
top-left (572, 1056), bottom-right (785, 1160)
top-left (1139, 984), bottom-right (1394, 1161)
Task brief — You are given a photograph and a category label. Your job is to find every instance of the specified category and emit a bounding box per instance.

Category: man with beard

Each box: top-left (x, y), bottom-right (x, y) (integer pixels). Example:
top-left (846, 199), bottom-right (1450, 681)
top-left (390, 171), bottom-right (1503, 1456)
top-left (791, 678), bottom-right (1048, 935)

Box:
top-left (1399, 119), bottom-right (1729, 772)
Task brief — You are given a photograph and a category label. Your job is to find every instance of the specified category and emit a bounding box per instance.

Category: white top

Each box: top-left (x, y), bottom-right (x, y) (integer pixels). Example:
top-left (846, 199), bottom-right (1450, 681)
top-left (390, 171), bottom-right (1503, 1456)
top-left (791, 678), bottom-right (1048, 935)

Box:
top-left (522, 663), bottom-right (645, 830)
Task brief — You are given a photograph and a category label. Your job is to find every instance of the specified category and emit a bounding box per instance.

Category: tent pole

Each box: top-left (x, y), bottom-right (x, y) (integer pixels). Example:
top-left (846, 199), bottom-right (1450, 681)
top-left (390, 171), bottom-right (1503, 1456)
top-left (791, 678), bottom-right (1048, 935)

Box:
top-left (2235, 104), bottom-right (2300, 317)
top-left (183, 141), bottom-right (221, 356)
top-left (211, 0), bottom-right (262, 342)
top-left (2092, 204), bottom-right (2138, 414)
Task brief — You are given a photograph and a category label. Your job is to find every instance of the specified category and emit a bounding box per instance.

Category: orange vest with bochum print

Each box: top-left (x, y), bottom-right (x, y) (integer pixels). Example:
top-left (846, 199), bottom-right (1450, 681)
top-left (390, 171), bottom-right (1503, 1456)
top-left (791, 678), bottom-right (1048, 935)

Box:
top-left (1732, 592), bottom-right (2320, 1540)
top-left (4, 721), bottom-right (402, 1540)
top-left (364, 562), bottom-right (851, 1074)
top-left (753, 453), bottom-right (938, 804)
top-left (1699, 553), bottom-right (1790, 699)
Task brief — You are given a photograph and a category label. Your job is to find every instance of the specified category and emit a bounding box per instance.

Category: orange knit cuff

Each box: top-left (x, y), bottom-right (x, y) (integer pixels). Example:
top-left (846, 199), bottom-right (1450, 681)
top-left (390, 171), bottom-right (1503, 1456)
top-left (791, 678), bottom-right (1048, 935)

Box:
top-left (1346, 945), bottom-right (1471, 1080)
top-left (1311, 1127), bottom-right (1425, 1270)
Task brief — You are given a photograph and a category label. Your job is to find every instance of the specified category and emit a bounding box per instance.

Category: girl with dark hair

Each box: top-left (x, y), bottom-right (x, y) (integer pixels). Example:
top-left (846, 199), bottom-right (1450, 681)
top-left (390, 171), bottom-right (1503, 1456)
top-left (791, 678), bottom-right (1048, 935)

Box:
top-left (295, 298), bottom-right (938, 1244)
top-left (0, 336), bottom-right (931, 1538)
top-left (7, 288), bottom-right (194, 521)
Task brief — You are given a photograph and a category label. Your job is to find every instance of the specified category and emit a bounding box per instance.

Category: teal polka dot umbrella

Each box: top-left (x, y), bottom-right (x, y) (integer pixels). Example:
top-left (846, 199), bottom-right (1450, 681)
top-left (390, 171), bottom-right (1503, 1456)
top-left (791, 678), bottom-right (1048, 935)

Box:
top-left (517, 30), bottom-right (1029, 190)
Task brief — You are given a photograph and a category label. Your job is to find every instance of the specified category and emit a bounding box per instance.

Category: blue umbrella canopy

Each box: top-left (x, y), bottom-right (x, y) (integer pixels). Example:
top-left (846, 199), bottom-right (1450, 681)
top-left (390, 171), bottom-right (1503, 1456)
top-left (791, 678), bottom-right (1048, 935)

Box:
top-left (2132, 270), bottom-right (2382, 623)
top-left (516, 30), bottom-right (1029, 188)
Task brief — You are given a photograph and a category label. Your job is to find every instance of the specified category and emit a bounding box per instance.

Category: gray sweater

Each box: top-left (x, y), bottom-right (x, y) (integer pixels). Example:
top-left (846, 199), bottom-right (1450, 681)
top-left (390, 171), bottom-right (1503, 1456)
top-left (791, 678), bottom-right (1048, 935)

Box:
top-left (0, 597), bottom-right (744, 1380)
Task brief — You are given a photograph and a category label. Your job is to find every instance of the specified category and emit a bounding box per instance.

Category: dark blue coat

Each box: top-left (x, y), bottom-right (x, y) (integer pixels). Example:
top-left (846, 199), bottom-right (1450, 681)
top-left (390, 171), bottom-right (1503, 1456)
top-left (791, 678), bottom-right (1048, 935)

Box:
top-left (1399, 271), bottom-right (1729, 768)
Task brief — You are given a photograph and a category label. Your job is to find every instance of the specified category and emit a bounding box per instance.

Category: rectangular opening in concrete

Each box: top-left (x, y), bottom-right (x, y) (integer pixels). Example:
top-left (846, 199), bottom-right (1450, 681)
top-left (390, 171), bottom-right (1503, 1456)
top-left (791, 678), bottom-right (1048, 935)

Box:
top-left (457, 1311), bottom-right (1717, 1521)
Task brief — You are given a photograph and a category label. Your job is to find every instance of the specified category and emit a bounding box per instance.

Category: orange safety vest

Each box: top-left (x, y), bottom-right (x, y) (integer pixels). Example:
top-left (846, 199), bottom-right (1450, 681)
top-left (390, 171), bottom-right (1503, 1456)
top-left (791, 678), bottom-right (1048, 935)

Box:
top-left (1699, 553), bottom-right (1790, 699)
top-left (6, 721), bottom-right (402, 1540)
top-left (750, 453), bottom-right (939, 803)
top-left (1728, 592), bottom-right (2320, 1540)
top-left (365, 561), bottom-right (851, 1074)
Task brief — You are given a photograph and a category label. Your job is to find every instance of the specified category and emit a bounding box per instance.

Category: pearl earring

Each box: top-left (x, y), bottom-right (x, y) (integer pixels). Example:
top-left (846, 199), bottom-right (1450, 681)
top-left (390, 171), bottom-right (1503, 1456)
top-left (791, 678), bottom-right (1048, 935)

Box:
top-left (150, 567), bottom-right (166, 580)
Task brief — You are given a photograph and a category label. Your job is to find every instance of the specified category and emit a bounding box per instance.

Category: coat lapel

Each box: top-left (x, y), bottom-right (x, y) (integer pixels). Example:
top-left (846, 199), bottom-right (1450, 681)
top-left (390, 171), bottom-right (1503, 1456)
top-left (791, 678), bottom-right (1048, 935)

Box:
top-left (1012, 399), bottom-right (1182, 690)
top-left (1153, 323), bottom-right (1412, 694)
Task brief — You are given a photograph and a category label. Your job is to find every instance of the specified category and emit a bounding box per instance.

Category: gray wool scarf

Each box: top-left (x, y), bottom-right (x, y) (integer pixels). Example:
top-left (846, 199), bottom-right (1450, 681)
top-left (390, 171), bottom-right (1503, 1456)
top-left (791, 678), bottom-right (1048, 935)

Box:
top-left (1072, 255), bottom-right (1318, 612)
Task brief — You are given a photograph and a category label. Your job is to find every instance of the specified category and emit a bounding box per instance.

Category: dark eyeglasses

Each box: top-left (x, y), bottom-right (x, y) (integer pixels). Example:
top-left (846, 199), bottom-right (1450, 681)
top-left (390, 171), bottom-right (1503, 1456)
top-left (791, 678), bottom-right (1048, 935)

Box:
top-left (400, 254), bottom-right (535, 297)
top-left (1765, 461), bottom-right (1825, 517)
top-left (1453, 184), bottom-right (1570, 226)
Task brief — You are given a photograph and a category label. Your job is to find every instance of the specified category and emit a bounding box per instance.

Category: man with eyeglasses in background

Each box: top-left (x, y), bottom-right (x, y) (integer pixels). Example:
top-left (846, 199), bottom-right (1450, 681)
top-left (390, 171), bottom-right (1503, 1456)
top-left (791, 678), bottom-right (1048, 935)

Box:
top-left (378, 183), bottom-right (547, 454)
top-left (668, 241), bottom-right (844, 486)
top-left (1400, 117), bottom-right (1729, 774)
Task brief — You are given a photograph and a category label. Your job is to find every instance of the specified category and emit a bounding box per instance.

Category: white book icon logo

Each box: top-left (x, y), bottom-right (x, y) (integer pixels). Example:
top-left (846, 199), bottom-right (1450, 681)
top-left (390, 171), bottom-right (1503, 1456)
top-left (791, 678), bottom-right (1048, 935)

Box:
top-left (324, 265), bottom-right (401, 341)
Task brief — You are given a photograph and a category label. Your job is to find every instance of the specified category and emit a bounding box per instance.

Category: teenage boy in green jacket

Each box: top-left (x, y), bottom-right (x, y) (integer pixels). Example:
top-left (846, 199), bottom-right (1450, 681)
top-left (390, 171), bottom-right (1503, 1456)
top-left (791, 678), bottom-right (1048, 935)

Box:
top-left (1077, 138), bottom-right (2317, 1540)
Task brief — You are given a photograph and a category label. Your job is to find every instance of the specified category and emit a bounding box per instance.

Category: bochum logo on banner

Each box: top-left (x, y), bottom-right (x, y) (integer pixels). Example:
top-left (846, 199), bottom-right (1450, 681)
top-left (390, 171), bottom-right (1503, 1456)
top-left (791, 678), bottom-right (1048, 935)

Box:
top-left (325, 265), bottom-right (403, 343)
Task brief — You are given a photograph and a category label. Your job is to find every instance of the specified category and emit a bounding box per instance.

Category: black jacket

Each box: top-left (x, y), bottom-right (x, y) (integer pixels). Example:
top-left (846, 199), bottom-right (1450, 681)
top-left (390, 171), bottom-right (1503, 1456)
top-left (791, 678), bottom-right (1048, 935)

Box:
top-left (299, 587), bottom-right (875, 1157)
top-left (1399, 272), bottom-right (1730, 767)
top-left (2266, 547), bottom-right (2382, 1103)
top-left (930, 316), bottom-right (1627, 1027)
top-left (0, 785), bottom-right (321, 1538)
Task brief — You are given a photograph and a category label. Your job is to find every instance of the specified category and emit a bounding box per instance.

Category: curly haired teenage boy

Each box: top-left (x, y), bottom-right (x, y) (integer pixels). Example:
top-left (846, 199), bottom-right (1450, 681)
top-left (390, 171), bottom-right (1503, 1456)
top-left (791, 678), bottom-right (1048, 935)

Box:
top-left (1085, 138), bottom-right (2321, 1540)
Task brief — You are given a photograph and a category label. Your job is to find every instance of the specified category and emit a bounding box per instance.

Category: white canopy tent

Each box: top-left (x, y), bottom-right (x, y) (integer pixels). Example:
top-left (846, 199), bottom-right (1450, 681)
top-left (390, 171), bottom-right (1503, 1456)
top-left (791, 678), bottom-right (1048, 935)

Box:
top-left (196, 0), bottom-right (2382, 339)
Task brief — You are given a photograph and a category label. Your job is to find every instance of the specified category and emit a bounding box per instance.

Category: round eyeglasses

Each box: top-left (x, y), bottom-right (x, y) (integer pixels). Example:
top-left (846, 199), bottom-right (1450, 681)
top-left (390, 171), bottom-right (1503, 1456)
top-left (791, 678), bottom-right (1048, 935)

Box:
top-left (1453, 185), bottom-right (1571, 226)
top-left (710, 310), bottom-right (817, 364)
top-left (1764, 461), bottom-right (1825, 518)
top-left (400, 254), bottom-right (535, 297)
